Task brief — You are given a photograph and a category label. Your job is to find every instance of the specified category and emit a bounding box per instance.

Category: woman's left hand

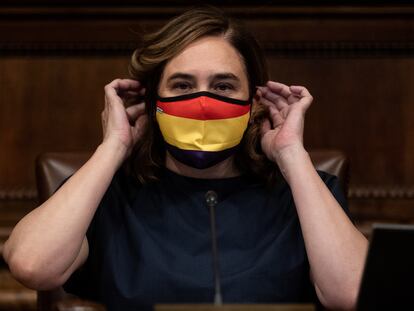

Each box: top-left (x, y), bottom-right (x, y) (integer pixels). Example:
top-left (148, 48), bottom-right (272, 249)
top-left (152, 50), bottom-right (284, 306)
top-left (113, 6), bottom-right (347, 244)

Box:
top-left (257, 81), bottom-right (313, 164)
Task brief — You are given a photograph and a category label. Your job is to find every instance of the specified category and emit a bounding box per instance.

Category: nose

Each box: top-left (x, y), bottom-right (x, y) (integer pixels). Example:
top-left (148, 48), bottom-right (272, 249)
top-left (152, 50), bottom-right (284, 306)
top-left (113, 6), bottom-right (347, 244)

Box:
top-left (196, 82), bottom-right (209, 93)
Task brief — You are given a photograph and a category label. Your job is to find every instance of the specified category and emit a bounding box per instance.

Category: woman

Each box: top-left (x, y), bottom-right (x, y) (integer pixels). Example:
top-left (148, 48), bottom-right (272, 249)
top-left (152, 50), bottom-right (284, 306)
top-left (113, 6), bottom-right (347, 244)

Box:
top-left (3, 7), bottom-right (367, 311)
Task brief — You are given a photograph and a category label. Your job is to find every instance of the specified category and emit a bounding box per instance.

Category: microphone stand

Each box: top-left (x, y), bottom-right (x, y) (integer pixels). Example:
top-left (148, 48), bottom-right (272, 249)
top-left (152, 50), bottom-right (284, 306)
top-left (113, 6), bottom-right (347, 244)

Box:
top-left (205, 190), bottom-right (223, 306)
top-left (155, 194), bottom-right (315, 311)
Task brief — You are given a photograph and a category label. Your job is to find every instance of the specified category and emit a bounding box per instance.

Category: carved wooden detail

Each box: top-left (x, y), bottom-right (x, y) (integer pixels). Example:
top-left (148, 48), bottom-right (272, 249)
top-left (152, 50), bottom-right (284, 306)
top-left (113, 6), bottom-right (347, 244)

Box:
top-left (1, 3), bottom-right (414, 309)
top-left (1, 1), bottom-right (414, 250)
top-left (2, 186), bottom-right (414, 201)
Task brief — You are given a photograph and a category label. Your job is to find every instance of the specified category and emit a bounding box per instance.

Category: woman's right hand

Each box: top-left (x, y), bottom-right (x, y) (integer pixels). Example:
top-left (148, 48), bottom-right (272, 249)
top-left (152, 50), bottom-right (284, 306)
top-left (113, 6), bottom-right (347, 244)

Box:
top-left (3, 78), bottom-right (147, 289)
top-left (101, 79), bottom-right (148, 159)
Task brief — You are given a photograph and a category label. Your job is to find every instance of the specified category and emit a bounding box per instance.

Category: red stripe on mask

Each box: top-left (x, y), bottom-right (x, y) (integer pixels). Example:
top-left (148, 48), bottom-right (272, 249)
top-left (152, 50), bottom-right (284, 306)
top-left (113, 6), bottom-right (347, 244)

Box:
top-left (156, 95), bottom-right (250, 120)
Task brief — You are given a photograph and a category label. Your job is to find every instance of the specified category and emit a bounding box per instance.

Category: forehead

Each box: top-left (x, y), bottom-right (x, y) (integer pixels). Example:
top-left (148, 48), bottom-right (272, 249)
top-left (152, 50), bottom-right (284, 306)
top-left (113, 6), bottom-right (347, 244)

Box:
top-left (162, 36), bottom-right (247, 78)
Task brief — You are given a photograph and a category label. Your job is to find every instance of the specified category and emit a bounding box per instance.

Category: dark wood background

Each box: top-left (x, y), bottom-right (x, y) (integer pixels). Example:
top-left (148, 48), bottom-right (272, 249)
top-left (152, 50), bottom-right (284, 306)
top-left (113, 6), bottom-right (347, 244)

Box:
top-left (2, 0), bottom-right (414, 251)
top-left (1, 1), bottom-right (414, 309)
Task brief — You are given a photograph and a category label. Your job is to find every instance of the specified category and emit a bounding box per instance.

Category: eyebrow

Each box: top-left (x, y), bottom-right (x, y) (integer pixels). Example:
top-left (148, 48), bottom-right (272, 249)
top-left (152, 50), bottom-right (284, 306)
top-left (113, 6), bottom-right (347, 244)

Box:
top-left (167, 73), bottom-right (195, 82)
top-left (211, 73), bottom-right (240, 82)
top-left (166, 72), bottom-right (241, 83)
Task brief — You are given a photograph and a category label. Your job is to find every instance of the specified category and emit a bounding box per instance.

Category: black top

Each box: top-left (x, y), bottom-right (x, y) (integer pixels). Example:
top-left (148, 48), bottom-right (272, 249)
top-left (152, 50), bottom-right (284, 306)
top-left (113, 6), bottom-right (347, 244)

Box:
top-left (63, 167), bottom-right (348, 311)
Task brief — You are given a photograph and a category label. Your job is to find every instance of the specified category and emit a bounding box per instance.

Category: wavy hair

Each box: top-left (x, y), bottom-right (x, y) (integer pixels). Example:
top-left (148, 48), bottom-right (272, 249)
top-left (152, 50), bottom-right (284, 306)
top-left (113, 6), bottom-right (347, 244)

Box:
top-left (127, 6), bottom-right (279, 186)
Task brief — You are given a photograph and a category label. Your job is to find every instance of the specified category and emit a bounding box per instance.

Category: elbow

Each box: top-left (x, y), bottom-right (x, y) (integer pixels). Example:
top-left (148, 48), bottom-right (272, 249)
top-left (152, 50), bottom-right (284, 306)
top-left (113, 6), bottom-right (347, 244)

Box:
top-left (317, 284), bottom-right (359, 311)
top-left (324, 294), bottom-right (358, 311)
top-left (5, 247), bottom-right (64, 290)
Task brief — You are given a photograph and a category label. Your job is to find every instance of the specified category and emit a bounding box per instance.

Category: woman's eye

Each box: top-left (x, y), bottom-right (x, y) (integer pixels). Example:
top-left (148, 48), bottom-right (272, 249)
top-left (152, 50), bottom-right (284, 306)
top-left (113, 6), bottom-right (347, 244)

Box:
top-left (172, 82), bottom-right (192, 91)
top-left (215, 83), bottom-right (234, 92)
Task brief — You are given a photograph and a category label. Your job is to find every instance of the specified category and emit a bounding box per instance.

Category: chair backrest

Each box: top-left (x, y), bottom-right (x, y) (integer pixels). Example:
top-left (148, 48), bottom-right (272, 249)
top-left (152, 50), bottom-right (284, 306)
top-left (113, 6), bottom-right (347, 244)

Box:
top-left (36, 150), bottom-right (349, 202)
top-left (34, 149), bottom-right (349, 310)
top-left (36, 152), bottom-right (92, 204)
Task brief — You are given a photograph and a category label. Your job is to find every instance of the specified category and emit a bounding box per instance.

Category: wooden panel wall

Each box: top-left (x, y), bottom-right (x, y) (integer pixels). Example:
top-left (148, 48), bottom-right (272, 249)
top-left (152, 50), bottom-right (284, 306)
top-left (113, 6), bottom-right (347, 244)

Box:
top-left (1, 1), bottom-right (414, 244)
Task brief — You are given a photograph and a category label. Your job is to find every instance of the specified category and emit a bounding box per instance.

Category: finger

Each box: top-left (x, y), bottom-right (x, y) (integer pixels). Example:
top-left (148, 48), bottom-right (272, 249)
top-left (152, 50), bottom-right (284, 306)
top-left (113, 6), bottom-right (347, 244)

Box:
top-left (260, 96), bottom-right (277, 108)
top-left (266, 81), bottom-right (292, 98)
top-left (105, 79), bottom-right (142, 101)
top-left (258, 86), bottom-right (288, 110)
top-left (290, 85), bottom-right (311, 98)
top-left (256, 86), bottom-right (265, 96)
top-left (104, 83), bottom-right (123, 105)
top-left (105, 81), bottom-right (139, 110)
top-left (262, 101), bottom-right (280, 126)
top-left (262, 90), bottom-right (288, 109)
top-left (131, 115), bottom-right (148, 145)
top-left (126, 103), bottom-right (146, 122)
top-left (255, 87), bottom-right (262, 101)
top-left (287, 93), bottom-right (302, 105)
top-left (121, 91), bottom-right (144, 104)
top-left (289, 85), bottom-right (313, 109)
top-left (117, 80), bottom-right (141, 96)
top-left (120, 91), bottom-right (140, 97)
top-left (107, 78), bottom-right (141, 91)
top-left (261, 119), bottom-right (272, 135)
top-left (268, 105), bottom-right (285, 128)
top-left (259, 93), bottom-right (287, 112)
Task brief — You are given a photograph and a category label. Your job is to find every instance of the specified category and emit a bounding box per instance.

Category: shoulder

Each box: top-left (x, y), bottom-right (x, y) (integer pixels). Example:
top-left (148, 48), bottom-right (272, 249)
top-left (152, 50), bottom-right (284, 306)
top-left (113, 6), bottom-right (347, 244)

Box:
top-left (316, 170), bottom-right (346, 194)
top-left (101, 168), bottom-right (142, 203)
top-left (268, 169), bottom-right (348, 213)
top-left (317, 170), bottom-right (349, 213)
top-left (317, 170), bottom-right (340, 184)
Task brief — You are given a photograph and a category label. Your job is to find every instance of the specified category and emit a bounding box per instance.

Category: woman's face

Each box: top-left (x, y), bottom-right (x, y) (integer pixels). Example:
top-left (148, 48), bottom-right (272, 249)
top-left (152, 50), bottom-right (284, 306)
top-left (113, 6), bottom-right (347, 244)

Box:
top-left (158, 36), bottom-right (249, 100)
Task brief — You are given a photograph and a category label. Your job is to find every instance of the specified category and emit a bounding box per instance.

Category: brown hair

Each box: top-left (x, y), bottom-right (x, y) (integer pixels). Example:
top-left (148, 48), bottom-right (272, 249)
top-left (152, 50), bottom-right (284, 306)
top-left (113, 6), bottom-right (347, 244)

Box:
top-left (127, 6), bottom-right (279, 186)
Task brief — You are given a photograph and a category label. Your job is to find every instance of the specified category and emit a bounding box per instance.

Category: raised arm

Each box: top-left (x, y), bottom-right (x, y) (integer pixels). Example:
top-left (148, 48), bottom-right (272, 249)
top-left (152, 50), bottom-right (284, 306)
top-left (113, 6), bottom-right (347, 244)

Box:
top-left (258, 81), bottom-right (368, 311)
top-left (3, 79), bottom-right (147, 290)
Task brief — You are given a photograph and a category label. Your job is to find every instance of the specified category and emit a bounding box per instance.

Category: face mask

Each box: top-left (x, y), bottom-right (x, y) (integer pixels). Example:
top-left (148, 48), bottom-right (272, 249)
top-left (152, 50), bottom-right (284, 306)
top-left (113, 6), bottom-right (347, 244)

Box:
top-left (156, 91), bottom-right (251, 169)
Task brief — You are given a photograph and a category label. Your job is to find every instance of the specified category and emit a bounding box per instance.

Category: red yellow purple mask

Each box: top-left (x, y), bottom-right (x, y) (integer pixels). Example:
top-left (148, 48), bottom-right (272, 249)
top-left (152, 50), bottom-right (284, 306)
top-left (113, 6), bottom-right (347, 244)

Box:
top-left (156, 91), bottom-right (252, 169)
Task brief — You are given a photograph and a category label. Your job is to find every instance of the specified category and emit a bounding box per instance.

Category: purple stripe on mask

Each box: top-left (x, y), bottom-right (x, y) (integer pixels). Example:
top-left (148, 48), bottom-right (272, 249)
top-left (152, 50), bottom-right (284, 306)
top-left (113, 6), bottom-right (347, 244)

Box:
top-left (166, 143), bottom-right (239, 169)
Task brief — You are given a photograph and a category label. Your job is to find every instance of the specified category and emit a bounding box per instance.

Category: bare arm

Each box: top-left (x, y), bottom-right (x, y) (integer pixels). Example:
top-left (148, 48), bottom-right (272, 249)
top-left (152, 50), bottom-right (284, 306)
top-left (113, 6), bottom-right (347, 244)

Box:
top-left (278, 145), bottom-right (367, 311)
top-left (3, 79), bottom-right (147, 290)
top-left (258, 81), bottom-right (368, 311)
top-left (3, 142), bottom-right (125, 290)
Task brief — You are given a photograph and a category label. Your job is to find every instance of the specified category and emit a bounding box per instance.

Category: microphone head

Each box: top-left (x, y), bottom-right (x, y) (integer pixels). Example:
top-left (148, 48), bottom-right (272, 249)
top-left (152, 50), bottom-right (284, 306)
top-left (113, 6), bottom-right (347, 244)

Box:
top-left (205, 190), bottom-right (218, 206)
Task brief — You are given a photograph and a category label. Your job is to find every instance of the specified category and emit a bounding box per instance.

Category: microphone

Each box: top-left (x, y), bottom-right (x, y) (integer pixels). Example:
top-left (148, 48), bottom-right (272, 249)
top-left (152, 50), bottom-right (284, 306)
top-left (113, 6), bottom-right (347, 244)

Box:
top-left (205, 190), bottom-right (223, 305)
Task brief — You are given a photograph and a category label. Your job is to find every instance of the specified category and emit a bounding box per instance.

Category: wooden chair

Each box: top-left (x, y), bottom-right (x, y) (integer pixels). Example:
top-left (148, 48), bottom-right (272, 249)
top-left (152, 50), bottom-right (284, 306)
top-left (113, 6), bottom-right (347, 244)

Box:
top-left (35, 150), bottom-right (349, 311)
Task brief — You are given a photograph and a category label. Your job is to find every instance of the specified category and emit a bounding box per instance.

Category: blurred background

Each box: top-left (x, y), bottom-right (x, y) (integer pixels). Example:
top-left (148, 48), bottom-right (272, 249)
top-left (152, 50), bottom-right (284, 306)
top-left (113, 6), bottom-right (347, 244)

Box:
top-left (1, 0), bottom-right (414, 309)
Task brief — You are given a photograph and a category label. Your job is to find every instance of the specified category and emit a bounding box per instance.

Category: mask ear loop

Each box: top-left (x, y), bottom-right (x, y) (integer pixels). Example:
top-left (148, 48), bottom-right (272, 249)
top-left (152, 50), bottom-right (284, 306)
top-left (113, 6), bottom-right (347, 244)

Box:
top-left (147, 92), bottom-right (158, 123)
top-left (248, 86), bottom-right (260, 125)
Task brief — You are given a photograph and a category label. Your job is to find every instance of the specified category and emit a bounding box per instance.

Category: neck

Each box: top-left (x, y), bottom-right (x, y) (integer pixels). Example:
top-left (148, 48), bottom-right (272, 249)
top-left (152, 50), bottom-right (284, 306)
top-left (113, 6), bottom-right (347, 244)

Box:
top-left (165, 152), bottom-right (241, 179)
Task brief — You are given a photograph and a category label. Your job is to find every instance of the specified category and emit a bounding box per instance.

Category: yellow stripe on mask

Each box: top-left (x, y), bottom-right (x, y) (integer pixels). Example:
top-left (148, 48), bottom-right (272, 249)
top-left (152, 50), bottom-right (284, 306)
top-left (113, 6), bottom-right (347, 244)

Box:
top-left (156, 112), bottom-right (250, 151)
